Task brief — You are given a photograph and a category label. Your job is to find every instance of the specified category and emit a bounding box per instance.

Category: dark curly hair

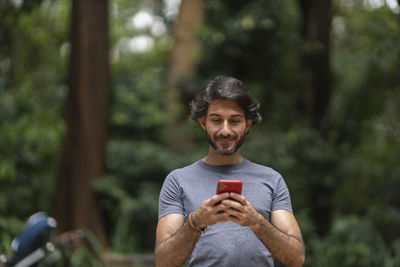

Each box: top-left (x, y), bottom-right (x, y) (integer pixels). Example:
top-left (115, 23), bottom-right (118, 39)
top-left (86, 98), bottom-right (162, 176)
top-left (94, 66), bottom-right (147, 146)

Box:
top-left (190, 76), bottom-right (262, 125)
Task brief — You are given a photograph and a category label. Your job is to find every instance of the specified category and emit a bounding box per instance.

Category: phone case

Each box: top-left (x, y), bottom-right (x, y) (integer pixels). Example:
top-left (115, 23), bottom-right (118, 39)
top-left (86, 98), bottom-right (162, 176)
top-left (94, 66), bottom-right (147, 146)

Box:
top-left (216, 179), bottom-right (242, 194)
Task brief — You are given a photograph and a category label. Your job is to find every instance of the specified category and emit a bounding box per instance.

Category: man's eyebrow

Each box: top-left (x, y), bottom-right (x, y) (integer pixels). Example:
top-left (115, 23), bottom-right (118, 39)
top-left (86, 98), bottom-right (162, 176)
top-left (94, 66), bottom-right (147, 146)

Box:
top-left (208, 113), bottom-right (244, 118)
top-left (230, 114), bottom-right (245, 118)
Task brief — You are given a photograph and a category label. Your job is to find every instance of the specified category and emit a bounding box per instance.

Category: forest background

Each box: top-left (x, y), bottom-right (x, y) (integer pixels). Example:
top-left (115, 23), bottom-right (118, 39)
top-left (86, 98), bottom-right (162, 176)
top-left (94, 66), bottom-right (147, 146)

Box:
top-left (1, 0), bottom-right (400, 266)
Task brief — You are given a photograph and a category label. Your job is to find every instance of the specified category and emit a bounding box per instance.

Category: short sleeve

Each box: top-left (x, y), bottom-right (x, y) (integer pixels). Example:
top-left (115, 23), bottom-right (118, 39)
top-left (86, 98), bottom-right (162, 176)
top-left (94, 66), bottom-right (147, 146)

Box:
top-left (158, 172), bottom-right (185, 219)
top-left (271, 176), bottom-right (293, 213)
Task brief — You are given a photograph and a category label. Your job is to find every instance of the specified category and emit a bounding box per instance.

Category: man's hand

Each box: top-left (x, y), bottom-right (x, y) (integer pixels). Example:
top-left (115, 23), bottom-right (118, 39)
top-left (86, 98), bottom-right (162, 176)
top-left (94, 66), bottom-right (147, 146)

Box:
top-left (219, 192), bottom-right (264, 227)
top-left (191, 192), bottom-right (232, 228)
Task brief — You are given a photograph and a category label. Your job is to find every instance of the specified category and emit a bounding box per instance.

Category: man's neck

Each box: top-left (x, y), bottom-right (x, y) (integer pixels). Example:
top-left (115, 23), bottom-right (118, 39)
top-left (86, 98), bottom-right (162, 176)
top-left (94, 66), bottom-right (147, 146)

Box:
top-left (202, 146), bottom-right (244, 166)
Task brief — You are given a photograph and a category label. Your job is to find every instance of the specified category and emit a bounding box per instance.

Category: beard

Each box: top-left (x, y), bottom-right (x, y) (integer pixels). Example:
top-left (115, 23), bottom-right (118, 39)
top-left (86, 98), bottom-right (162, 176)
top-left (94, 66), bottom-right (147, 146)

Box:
top-left (206, 131), bottom-right (248, 156)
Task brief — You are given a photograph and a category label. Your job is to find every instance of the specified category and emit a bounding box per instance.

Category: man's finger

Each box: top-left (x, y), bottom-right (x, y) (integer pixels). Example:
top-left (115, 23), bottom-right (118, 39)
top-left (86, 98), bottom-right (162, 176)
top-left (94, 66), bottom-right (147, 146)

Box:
top-left (221, 199), bottom-right (242, 210)
top-left (228, 192), bottom-right (246, 204)
top-left (208, 193), bottom-right (230, 205)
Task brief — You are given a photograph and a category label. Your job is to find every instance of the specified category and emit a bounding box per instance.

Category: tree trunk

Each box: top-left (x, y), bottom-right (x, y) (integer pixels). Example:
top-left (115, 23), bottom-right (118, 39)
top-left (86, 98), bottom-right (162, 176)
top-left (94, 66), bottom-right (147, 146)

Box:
top-left (298, 0), bottom-right (333, 237)
top-left (166, 0), bottom-right (204, 104)
top-left (164, 0), bottom-right (204, 153)
top-left (54, 0), bottom-right (110, 247)
top-left (0, 6), bottom-right (18, 90)
top-left (299, 0), bottom-right (332, 129)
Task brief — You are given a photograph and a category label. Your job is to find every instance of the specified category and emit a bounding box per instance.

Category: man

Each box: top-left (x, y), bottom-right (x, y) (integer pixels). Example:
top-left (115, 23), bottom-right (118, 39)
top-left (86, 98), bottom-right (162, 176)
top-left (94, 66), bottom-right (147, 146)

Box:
top-left (155, 76), bottom-right (305, 267)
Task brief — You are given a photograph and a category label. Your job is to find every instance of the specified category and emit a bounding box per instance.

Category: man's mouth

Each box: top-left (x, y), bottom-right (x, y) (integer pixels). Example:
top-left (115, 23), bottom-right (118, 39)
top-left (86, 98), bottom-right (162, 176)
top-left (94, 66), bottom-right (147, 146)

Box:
top-left (216, 139), bottom-right (236, 149)
top-left (217, 138), bottom-right (235, 143)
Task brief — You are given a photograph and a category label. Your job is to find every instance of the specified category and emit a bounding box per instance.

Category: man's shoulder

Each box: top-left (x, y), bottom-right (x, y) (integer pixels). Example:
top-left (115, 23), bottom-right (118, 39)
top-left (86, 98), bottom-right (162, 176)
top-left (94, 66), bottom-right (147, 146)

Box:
top-left (167, 160), bottom-right (203, 176)
top-left (245, 159), bottom-right (281, 176)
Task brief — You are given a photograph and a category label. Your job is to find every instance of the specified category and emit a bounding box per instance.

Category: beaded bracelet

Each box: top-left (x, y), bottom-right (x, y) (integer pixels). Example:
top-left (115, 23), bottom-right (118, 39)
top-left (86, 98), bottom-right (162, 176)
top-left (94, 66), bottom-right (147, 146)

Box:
top-left (188, 212), bottom-right (207, 235)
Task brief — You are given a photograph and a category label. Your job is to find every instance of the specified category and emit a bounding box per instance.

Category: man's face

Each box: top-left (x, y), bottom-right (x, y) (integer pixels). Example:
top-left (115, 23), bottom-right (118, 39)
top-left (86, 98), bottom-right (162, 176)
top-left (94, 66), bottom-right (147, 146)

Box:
top-left (199, 99), bottom-right (253, 156)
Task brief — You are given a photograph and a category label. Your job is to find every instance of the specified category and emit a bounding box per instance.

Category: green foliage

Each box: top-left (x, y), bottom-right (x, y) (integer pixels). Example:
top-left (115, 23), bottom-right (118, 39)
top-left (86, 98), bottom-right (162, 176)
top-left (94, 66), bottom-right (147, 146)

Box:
top-left (67, 230), bottom-right (107, 267)
top-left (0, 0), bottom-right (68, 252)
top-left (96, 0), bottom-right (179, 252)
top-left (305, 215), bottom-right (400, 267)
top-left (95, 177), bottom-right (161, 252)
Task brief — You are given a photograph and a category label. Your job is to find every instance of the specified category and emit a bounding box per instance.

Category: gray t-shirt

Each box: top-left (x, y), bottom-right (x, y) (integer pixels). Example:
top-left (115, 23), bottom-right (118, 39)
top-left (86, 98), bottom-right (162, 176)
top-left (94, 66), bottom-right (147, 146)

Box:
top-left (158, 159), bottom-right (293, 267)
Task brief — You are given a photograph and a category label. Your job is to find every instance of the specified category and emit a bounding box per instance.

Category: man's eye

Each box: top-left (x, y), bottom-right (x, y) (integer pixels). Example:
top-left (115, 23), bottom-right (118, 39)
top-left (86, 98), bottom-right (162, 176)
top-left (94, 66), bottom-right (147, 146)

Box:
top-left (211, 119), bottom-right (222, 123)
top-left (230, 120), bottom-right (241, 124)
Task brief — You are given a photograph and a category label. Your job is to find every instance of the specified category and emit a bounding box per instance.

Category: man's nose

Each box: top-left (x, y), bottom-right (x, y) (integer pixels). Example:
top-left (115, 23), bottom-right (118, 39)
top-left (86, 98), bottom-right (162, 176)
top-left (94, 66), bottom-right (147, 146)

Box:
top-left (219, 121), bottom-right (232, 136)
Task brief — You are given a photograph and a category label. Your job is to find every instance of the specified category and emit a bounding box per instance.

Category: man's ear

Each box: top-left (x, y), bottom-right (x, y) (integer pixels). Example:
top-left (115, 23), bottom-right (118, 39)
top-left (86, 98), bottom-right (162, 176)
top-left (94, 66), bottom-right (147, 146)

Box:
top-left (198, 117), bottom-right (206, 131)
top-left (245, 120), bottom-right (253, 133)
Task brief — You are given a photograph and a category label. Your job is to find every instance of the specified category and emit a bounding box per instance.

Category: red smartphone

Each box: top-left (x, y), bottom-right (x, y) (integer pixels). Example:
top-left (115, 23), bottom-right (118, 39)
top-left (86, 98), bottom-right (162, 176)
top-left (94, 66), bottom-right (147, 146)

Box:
top-left (216, 180), bottom-right (242, 194)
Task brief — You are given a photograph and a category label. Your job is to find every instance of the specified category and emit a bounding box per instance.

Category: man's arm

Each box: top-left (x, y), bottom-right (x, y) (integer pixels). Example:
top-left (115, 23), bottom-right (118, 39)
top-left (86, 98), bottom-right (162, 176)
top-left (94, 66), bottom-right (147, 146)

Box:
top-left (155, 193), bottom-right (231, 267)
top-left (223, 193), bottom-right (305, 267)
top-left (155, 214), bottom-right (200, 267)
top-left (251, 210), bottom-right (305, 267)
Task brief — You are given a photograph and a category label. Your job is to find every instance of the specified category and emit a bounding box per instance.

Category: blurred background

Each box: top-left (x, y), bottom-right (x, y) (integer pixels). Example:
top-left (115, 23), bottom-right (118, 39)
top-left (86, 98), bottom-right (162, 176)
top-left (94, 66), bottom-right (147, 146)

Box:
top-left (1, 0), bottom-right (400, 266)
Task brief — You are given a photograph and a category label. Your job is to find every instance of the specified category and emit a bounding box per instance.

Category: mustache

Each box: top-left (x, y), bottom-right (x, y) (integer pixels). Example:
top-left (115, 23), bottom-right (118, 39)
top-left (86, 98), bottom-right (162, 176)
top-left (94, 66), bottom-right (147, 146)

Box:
top-left (215, 133), bottom-right (237, 140)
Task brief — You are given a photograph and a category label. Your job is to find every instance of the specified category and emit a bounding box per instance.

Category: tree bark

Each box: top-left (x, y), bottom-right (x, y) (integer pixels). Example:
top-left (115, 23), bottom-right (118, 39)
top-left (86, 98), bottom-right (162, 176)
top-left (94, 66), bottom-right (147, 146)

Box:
top-left (164, 0), bottom-right (204, 153)
top-left (298, 0), bottom-right (333, 237)
top-left (166, 0), bottom-right (204, 104)
top-left (299, 0), bottom-right (332, 129)
top-left (54, 0), bottom-right (110, 247)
